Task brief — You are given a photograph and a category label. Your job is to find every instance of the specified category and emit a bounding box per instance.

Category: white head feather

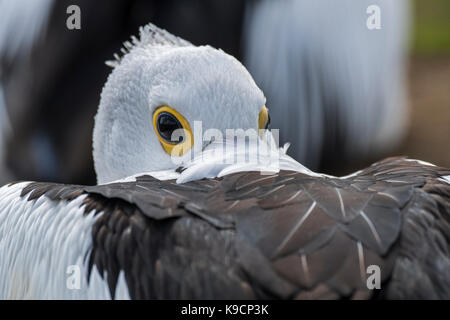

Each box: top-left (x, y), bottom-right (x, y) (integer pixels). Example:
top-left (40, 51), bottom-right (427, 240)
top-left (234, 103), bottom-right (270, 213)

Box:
top-left (93, 24), bottom-right (266, 184)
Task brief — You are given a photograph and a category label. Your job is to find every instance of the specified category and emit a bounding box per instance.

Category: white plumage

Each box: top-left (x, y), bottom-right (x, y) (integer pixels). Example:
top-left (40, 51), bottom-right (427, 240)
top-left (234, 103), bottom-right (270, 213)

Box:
top-left (441, 175), bottom-right (450, 185)
top-left (0, 182), bottom-right (130, 299)
top-left (94, 25), bottom-right (266, 184)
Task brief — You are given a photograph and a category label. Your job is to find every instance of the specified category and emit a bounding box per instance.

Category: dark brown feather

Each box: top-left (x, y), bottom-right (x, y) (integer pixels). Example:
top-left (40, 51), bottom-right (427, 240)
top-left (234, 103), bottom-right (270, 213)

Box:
top-left (17, 157), bottom-right (450, 299)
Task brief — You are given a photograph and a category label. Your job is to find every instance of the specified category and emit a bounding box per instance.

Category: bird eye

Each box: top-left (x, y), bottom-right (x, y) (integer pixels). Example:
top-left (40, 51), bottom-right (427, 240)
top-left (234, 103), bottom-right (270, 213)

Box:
top-left (153, 106), bottom-right (193, 156)
top-left (157, 112), bottom-right (184, 143)
top-left (258, 106), bottom-right (270, 130)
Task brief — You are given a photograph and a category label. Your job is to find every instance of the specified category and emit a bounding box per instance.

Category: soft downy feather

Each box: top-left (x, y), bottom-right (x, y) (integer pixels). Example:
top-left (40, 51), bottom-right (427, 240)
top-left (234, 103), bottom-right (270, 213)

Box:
top-left (105, 23), bottom-right (193, 69)
top-left (0, 182), bottom-right (130, 299)
top-left (103, 130), bottom-right (319, 184)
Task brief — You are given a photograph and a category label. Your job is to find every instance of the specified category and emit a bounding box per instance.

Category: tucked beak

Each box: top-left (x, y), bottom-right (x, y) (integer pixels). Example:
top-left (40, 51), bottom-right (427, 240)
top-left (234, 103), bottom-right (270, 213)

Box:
top-left (258, 106), bottom-right (270, 140)
top-left (258, 106), bottom-right (270, 131)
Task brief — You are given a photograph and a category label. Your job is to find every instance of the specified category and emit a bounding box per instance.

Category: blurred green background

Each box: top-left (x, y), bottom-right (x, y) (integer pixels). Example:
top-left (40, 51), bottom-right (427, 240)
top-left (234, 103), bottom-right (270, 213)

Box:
top-left (412, 0), bottom-right (450, 55)
top-left (395, 0), bottom-right (450, 169)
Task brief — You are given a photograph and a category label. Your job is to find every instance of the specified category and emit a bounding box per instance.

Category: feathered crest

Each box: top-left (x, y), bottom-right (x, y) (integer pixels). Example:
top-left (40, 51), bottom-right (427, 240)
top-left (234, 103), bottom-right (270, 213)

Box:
top-left (105, 23), bottom-right (193, 68)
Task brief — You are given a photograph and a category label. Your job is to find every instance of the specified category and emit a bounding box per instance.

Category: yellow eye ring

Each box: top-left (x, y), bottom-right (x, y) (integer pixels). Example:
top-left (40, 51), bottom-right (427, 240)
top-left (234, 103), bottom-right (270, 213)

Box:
top-left (258, 106), bottom-right (270, 130)
top-left (153, 106), bottom-right (193, 157)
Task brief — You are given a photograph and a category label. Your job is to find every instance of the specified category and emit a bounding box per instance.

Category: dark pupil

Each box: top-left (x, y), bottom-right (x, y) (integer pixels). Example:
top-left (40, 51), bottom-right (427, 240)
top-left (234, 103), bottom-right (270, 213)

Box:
top-left (157, 112), bottom-right (184, 143)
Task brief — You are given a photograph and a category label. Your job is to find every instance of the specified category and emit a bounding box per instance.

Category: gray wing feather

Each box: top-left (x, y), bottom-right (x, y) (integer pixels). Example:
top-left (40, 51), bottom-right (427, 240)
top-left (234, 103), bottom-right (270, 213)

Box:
top-left (17, 158), bottom-right (450, 299)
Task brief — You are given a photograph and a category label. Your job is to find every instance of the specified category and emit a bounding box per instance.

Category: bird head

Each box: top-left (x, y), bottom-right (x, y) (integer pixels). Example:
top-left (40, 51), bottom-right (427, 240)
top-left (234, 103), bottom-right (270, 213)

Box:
top-left (93, 24), bottom-right (269, 184)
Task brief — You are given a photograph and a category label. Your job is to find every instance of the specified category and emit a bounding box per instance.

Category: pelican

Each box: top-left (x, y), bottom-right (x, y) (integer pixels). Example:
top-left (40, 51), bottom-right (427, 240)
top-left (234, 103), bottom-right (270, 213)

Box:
top-left (0, 0), bottom-right (411, 181)
top-left (0, 24), bottom-right (449, 300)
